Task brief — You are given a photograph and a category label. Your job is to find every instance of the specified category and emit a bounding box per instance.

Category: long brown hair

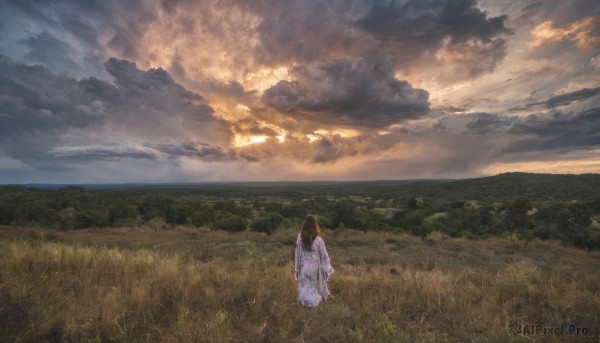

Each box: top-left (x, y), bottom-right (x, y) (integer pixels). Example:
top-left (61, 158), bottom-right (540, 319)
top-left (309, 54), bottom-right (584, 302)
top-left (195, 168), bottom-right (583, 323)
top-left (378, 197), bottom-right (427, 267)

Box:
top-left (301, 215), bottom-right (321, 251)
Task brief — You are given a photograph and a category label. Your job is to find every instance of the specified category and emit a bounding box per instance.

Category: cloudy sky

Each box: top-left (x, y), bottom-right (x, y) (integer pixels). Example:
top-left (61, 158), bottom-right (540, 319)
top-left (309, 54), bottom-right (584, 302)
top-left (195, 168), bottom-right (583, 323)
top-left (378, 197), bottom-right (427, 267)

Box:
top-left (0, 0), bottom-right (599, 183)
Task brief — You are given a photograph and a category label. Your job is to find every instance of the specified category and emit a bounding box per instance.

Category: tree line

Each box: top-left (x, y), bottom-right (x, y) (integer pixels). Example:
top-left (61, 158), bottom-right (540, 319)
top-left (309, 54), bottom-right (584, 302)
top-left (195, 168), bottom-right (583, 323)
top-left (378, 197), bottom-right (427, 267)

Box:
top-left (1, 183), bottom-right (599, 250)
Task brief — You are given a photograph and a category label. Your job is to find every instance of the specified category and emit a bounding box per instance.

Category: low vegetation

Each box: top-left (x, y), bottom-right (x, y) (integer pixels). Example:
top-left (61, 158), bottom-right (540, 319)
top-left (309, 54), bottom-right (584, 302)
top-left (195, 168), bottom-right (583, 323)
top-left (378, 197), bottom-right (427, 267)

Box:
top-left (1, 227), bottom-right (599, 342)
top-left (1, 173), bottom-right (600, 250)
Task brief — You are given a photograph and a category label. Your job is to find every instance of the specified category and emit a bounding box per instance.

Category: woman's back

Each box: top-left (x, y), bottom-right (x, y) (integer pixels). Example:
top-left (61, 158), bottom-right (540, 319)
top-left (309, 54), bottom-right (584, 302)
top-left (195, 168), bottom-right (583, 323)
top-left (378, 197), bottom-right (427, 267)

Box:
top-left (294, 215), bottom-right (334, 307)
top-left (296, 233), bottom-right (322, 259)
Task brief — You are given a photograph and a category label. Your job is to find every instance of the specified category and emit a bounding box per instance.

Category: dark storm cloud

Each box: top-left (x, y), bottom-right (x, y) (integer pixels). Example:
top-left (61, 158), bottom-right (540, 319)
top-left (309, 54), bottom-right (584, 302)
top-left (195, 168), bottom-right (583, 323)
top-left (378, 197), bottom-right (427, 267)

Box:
top-left (510, 108), bottom-right (600, 137)
top-left (107, 26), bottom-right (145, 61)
top-left (510, 0), bottom-right (600, 28)
top-left (353, 0), bottom-right (511, 74)
top-left (356, 0), bottom-right (509, 45)
top-left (48, 140), bottom-right (258, 164)
top-left (262, 58), bottom-right (430, 128)
top-left (2, 0), bottom-right (54, 25)
top-left (1, 0), bottom-right (155, 76)
top-left (1, 0), bottom-right (513, 90)
top-left (3, 0), bottom-right (148, 39)
top-left (505, 109), bottom-right (600, 153)
top-left (437, 37), bottom-right (508, 80)
top-left (60, 17), bottom-right (101, 47)
top-left (508, 1), bottom-right (544, 27)
top-left (509, 86), bottom-right (600, 111)
top-left (3, 0), bottom-right (509, 79)
top-left (0, 58), bottom-right (104, 145)
top-left (545, 87), bottom-right (600, 108)
top-left (522, 2), bottom-right (544, 13)
top-left (311, 139), bottom-right (341, 163)
top-left (50, 145), bottom-right (157, 161)
top-left (0, 56), bottom-right (232, 165)
top-left (466, 113), bottom-right (518, 133)
top-left (508, 102), bottom-right (542, 112)
top-left (102, 58), bottom-right (214, 119)
top-left (4, 0), bottom-right (105, 48)
top-left (246, 0), bottom-right (359, 66)
top-left (96, 58), bottom-right (233, 145)
top-left (145, 141), bottom-right (257, 162)
top-left (21, 32), bottom-right (78, 72)
top-left (460, 107), bottom-right (600, 155)
top-left (438, 105), bottom-right (470, 113)
top-left (245, 0), bottom-right (511, 72)
top-left (195, 79), bottom-right (259, 104)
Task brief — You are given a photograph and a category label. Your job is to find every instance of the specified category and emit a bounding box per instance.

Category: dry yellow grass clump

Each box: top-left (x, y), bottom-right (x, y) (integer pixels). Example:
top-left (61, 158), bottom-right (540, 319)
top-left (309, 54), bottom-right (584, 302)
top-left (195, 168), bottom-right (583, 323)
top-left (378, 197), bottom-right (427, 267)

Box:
top-left (1, 227), bottom-right (599, 342)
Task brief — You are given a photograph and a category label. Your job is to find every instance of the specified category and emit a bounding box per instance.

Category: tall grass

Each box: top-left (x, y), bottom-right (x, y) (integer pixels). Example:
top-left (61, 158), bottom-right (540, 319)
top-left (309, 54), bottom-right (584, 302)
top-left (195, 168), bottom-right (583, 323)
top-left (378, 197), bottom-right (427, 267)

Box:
top-left (1, 228), bottom-right (599, 342)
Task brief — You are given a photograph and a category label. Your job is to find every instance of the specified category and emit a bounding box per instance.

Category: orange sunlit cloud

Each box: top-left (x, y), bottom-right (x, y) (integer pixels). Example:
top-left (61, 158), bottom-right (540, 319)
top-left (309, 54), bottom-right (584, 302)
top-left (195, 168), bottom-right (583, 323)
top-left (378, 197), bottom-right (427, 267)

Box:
top-left (530, 17), bottom-right (600, 50)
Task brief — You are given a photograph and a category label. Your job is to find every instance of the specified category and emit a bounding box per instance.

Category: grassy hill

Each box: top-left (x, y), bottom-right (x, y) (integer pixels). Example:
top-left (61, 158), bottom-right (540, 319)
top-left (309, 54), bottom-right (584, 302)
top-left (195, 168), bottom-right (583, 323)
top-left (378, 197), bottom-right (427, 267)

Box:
top-left (418, 172), bottom-right (600, 201)
top-left (1, 227), bottom-right (599, 342)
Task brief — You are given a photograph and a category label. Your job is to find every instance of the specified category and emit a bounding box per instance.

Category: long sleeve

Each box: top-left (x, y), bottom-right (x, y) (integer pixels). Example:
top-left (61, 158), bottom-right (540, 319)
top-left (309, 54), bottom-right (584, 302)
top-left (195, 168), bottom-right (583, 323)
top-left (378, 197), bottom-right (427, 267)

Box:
top-left (318, 238), bottom-right (334, 281)
top-left (294, 236), bottom-right (302, 280)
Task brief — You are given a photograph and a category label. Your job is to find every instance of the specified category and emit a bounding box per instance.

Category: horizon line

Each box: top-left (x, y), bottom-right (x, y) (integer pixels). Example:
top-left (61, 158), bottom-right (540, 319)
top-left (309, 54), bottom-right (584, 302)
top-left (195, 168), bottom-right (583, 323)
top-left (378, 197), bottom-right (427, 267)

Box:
top-left (2, 171), bottom-right (599, 188)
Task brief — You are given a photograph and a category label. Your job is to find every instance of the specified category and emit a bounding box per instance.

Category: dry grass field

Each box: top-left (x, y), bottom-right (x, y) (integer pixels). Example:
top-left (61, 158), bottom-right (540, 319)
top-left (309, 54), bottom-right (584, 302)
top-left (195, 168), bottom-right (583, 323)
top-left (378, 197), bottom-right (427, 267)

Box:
top-left (1, 226), bottom-right (599, 342)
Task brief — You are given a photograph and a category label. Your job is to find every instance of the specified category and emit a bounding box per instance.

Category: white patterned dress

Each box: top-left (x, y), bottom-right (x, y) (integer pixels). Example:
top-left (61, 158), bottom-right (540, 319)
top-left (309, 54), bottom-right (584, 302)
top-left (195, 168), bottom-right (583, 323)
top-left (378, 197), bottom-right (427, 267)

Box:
top-left (294, 233), bottom-right (334, 307)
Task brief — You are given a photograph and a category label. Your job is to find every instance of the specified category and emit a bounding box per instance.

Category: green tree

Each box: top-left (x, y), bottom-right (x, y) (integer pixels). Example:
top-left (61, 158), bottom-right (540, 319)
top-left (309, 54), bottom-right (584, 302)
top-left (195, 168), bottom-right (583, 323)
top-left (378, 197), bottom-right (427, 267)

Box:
top-left (212, 215), bottom-right (247, 232)
top-left (586, 230), bottom-right (600, 250)
top-left (353, 206), bottom-right (386, 232)
top-left (251, 213), bottom-right (284, 234)
top-left (108, 201), bottom-right (138, 226)
top-left (403, 211), bottom-right (425, 235)
top-left (74, 209), bottom-right (107, 229)
top-left (263, 202), bottom-right (284, 213)
top-left (532, 224), bottom-right (559, 240)
top-left (233, 205), bottom-right (253, 218)
top-left (568, 203), bottom-right (592, 227)
top-left (166, 204), bottom-right (193, 226)
top-left (478, 205), bottom-right (498, 234)
top-left (329, 201), bottom-right (356, 229)
top-left (407, 197), bottom-right (418, 211)
top-left (213, 199), bottom-right (236, 212)
top-left (281, 204), bottom-right (305, 220)
top-left (443, 207), bottom-right (479, 237)
top-left (503, 198), bottom-right (532, 231)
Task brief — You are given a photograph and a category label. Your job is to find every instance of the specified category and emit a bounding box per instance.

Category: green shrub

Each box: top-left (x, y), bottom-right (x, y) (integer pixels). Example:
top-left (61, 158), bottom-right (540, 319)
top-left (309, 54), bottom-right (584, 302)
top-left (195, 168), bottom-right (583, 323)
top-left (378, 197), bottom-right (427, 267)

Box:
top-left (532, 224), bottom-right (558, 240)
top-left (74, 210), bottom-right (106, 229)
top-left (586, 230), bottom-right (600, 250)
top-left (250, 213), bottom-right (284, 234)
top-left (211, 215), bottom-right (247, 232)
top-left (233, 206), bottom-right (253, 218)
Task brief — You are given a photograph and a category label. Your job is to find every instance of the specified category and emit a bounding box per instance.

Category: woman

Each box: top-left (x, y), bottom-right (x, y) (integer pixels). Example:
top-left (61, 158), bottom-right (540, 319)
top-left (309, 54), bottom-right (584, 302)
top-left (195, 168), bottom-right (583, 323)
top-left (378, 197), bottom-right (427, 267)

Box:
top-left (294, 215), bottom-right (334, 307)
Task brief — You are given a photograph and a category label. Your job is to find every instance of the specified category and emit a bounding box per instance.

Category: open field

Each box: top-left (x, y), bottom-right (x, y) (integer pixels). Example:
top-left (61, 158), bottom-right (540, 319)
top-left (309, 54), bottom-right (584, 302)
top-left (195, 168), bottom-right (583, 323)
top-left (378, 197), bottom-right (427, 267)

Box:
top-left (1, 226), bottom-right (599, 342)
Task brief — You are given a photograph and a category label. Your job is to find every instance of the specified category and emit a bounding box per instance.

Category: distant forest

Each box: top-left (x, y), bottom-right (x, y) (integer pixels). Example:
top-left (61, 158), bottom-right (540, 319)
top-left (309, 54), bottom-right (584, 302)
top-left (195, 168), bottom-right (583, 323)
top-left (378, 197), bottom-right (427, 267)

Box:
top-left (1, 172), bottom-right (600, 250)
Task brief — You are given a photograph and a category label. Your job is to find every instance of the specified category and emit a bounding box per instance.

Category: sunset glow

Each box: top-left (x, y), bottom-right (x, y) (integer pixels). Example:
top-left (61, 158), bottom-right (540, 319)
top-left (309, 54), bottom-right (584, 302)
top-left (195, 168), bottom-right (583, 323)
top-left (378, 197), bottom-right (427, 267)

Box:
top-left (234, 135), bottom-right (270, 147)
top-left (0, 0), bottom-right (598, 183)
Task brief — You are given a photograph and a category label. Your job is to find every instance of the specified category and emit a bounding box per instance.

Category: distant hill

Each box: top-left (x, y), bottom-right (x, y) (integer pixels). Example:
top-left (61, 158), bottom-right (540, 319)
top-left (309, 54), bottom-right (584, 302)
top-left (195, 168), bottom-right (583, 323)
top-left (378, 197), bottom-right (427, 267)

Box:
top-left (6, 172), bottom-right (600, 202)
top-left (383, 172), bottom-right (600, 202)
